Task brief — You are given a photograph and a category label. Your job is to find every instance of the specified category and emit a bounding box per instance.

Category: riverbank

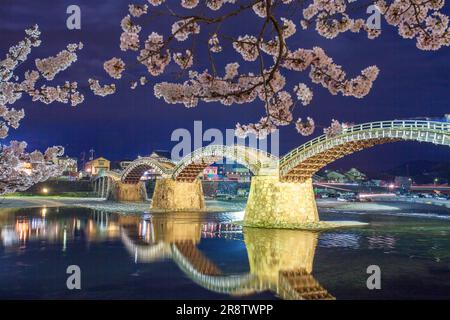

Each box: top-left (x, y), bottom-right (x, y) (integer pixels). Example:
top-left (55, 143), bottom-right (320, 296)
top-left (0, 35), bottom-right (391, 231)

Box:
top-left (0, 196), bottom-right (246, 213)
top-left (1, 196), bottom-right (448, 214)
top-left (316, 198), bottom-right (450, 212)
top-left (0, 197), bottom-right (369, 230)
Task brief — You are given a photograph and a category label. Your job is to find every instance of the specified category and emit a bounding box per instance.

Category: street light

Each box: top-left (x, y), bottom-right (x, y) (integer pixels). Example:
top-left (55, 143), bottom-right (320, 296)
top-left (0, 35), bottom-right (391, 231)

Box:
top-left (42, 187), bottom-right (49, 194)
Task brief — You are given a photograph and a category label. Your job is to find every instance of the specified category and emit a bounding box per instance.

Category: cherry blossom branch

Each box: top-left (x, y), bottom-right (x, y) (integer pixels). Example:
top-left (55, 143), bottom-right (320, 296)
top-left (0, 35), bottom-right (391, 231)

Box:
top-left (91, 0), bottom-right (449, 138)
top-left (1, 25), bottom-right (84, 194)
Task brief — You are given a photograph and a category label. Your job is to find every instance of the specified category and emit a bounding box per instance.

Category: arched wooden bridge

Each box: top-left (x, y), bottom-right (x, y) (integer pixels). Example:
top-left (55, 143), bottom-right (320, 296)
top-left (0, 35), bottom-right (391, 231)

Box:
top-left (93, 119), bottom-right (449, 228)
top-left (96, 120), bottom-right (449, 186)
top-left (279, 120), bottom-right (450, 182)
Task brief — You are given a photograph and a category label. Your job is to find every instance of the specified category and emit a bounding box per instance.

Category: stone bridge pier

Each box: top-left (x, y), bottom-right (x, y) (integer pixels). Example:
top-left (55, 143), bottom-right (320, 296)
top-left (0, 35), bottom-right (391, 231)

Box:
top-left (244, 227), bottom-right (334, 299)
top-left (151, 178), bottom-right (205, 211)
top-left (110, 181), bottom-right (147, 202)
top-left (101, 174), bottom-right (319, 228)
top-left (103, 177), bottom-right (205, 207)
top-left (244, 176), bottom-right (318, 228)
top-left (149, 174), bottom-right (318, 229)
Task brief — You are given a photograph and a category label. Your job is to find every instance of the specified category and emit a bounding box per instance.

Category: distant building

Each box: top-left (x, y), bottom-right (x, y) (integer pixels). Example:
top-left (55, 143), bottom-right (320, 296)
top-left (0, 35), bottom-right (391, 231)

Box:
top-left (367, 179), bottom-right (383, 187)
top-left (203, 166), bottom-right (219, 180)
top-left (395, 176), bottom-right (412, 189)
top-left (119, 160), bottom-right (133, 170)
top-left (149, 150), bottom-right (172, 160)
top-left (324, 170), bottom-right (347, 183)
top-left (228, 166), bottom-right (251, 182)
top-left (109, 159), bottom-right (133, 172)
top-left (85, 157), bottom-right (110, 175)
top-left (214, 162), bottom-right (251, 182)
top-left (345, 168), bottom-right (367, 182)
top-left (216, 163), bottom-right (229, 177)
top-left (312, 173), bottom-right (326, 182)
top-left (237, 188), bottom-right (249, 197)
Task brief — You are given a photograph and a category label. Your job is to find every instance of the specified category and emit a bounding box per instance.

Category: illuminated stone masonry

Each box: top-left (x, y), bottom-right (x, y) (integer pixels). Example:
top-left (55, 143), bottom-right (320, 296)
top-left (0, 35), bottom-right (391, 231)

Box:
top-left (152, 178), bottom-right (205, 211)
top-left (110, 181), bottom-right (146, 202)
top-left (244, 176), bottom-right (319, 229)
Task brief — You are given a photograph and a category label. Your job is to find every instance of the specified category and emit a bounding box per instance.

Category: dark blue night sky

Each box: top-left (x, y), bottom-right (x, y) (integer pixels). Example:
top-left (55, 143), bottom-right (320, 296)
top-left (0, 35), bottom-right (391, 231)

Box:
top-left (0, 1), bottom-right (449, 172)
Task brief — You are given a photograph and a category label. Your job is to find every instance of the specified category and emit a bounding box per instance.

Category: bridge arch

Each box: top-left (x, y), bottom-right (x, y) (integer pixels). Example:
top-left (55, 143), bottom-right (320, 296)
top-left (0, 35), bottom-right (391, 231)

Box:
top-left (93, 171), bottom-right (121, 198)
top-left (120, 156), bottom-right (176, 184)
top-left (279, 120), bottom-right (450, 182)
top-left (121, 229), bottom-right (172, 263)
top-left (172, 145), bottom-right (278, 182)
top-left (98, 170), bottom-right (121, 181)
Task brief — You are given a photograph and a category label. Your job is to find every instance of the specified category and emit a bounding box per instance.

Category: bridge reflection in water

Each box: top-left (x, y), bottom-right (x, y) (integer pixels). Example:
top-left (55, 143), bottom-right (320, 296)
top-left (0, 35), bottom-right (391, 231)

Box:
top-left (0, 209), bottom-right (333, 299)
top-left (116, 212), bottom-right (334, 300)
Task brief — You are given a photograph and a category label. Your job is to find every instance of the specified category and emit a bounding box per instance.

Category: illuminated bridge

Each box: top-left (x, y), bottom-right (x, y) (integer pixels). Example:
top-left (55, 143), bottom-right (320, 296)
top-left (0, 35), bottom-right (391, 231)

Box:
top-left (93, 120), bottom-right (449, 228)
top-left (279, 120), bottom-right (450, 182)
top-left (119, 220), bottom-right (334, 300)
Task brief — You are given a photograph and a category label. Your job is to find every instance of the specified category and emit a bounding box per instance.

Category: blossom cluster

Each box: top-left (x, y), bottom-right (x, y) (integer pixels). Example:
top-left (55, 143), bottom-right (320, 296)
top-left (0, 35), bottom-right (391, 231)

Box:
top-left (294, 83), bottom-right (313, 106)
top-left (323, 119), bottom-right (344, 137)
top-left (96, 0), bottom-right (449, 138)
top-left (35, 42), bottom-right (83, 81)
top-left (104, 57), bottom-right (126, 79)
top-left (0, 141), bottom-right (65, 195)
top-left (295, 117), bottom-right (315, 136)
top-left (89, 79), bottom-right (116, 97)
top-left (376, 0), bottom-right (450, 50)
top-left (1, 25), bottom-right (81, 194)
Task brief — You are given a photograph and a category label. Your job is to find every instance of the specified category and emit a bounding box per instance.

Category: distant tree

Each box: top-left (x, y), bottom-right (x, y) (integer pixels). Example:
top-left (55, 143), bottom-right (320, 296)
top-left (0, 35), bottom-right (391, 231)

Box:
top-left (0, 25), bottom-right (83, 194)
top-left (91, 0), bottom-right (449, 137)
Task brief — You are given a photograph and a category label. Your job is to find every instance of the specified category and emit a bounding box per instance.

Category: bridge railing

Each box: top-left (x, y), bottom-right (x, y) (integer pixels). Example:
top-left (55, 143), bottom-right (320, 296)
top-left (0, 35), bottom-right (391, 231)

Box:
top-left (121, 157), bottom-right (175, 179)
top-left (172, 144), bottom-right (279, 178)
top-left (280, 120), bottom-right (450, 167)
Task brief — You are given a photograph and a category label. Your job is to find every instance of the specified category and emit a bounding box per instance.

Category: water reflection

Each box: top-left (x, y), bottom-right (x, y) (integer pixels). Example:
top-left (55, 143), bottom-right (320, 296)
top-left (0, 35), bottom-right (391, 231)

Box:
top-left (0, 208), bottom-right (120, 249)
top-left (0, 208), bottom-right (333, 300)
top-left (244, 228), bottom-right (334, 300)
top-left (113, 212), bottom-right (333, 300)
top-left (319, 233), bottom-right (360, 249)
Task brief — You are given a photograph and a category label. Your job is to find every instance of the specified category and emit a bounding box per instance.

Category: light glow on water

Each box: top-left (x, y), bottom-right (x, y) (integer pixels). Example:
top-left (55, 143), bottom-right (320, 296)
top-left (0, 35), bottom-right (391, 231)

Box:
top-left (1, 204), bottom-right (450, 299)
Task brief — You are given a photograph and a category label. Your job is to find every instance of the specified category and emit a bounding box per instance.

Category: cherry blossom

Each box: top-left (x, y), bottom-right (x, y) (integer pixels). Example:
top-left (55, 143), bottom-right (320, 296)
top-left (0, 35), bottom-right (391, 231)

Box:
top-left (129, 4), bottom-right (148, 17)
top-left (173, 50), bottom-right (193, 70)
top-left (120, 31), bottom-right (140, 51)
top-left (208, 33), bottom-right (222, 53)
top-left (235, 117), bottom-right (277, 139)
top-left (224, 62), bottom-right (239, 80)
top-left (89, 79), bottom-right (116, 97)
top-left (324, 119), bottom-right (344, 137)
top-left (93, 1), bottom-right (449, 138)
top-left (171, 18), bottom-right (201, 41)
top-left (138, 32), bottom-right (171, 76)
top-left (181, 0), bottom-right (200, 9)
top-left (1, 25), bottom-right (82, 194)
top-left (104, 57), bottom-right (126, 79)
top-left (295, 117), bottom-right (315, 136)
top-left (0, 141), bottom-right (65, 195)
top-left (294, 83), bottom-right (313, 106)
top-left (35, 43), bottom-right (82, 81)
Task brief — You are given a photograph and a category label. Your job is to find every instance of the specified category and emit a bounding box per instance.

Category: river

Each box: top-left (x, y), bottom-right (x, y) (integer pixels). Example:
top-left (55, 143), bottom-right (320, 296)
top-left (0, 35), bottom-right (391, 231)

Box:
top-left (1, 203), bottom-right (450, 299)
